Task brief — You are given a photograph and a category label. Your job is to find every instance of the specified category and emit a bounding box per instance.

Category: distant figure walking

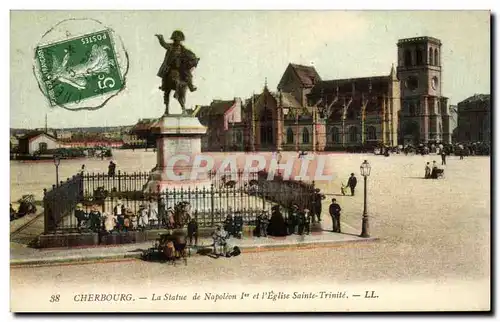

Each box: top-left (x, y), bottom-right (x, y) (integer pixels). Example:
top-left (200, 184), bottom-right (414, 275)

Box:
top-left (329, 198), bottom-right (342, 233)
top-left (108, 161), bottom-right (116, 176)
top-left (441, 151), bottom-right (447, 165)
top-left (79, 164), bottom-right (86, 176)
top-left (347, 173), bottom-right (357, 196)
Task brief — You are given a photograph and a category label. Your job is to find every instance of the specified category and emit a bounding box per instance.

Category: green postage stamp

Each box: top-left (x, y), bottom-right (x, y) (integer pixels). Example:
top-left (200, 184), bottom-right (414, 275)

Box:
top-left (35, 29), bottom-right (124, 107)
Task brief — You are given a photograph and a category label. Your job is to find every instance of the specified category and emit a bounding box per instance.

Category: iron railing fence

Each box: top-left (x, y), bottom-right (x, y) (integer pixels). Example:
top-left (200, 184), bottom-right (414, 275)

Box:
top-left (43, 170), bottom-right (318, 234)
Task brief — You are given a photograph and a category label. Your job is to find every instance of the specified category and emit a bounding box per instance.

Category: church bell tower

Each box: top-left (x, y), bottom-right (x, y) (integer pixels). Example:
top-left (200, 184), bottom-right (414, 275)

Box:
top-left (397, 36), bottom-right (450, 144)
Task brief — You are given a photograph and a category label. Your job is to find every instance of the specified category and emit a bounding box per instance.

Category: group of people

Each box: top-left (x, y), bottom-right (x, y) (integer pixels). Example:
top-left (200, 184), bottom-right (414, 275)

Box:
top-left (73, 198), bottom-right (193, 233)
top-left (263, 204), bottom-right (314, 237)
top-left (223, 213), bottom-right (245, 238)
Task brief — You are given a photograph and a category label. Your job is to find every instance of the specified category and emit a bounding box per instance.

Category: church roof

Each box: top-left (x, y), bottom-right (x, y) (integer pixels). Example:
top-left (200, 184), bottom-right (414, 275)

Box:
top-left (18, 131), bottom-right (58, 142)
top-left (197, 99), bottom-right (237, 119)
top-left (277, 63), bottom-right (322, 89)
top-left (458, 94), bottom-right (490, 105)
top-left (273, 92), bottom-right (302, 108)
top-left (308, 75), bottom-right (390, 96)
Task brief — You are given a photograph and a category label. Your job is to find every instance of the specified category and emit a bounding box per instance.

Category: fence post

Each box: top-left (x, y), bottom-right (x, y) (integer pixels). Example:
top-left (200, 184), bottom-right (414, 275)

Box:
top-left (210, 183), bottom-right (215, 227)
top-left (118, 170), bottom-right (121, 192)
top-left (262, 183), bottom-right (266, 210)
top-left (43, 188), bottom-right (48, 234)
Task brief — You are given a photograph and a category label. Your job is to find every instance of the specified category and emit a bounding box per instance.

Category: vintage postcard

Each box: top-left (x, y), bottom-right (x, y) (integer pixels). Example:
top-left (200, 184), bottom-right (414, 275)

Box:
top-left (9, 10), bottom-right (491, 312)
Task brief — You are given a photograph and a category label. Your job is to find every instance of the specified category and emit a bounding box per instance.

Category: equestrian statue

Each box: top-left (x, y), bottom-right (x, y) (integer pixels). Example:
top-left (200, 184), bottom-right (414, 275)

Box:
top-left (155, 30), bottom-right (199, 116)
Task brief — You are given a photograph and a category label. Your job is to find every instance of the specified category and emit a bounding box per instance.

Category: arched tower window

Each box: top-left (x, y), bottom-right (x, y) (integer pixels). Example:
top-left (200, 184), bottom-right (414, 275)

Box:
top-left (404, 49), bottom-right (412, 66)
top-left (429, 48), bottom-right (434, 65)
top-left (434, 49), bottom-right (439, 66)
top-left (416, 48), bottom-right (423, 65)
top-left (286, 128), bottom-right (294, 144)
top-left (302, 127), bottom-right (310, 144)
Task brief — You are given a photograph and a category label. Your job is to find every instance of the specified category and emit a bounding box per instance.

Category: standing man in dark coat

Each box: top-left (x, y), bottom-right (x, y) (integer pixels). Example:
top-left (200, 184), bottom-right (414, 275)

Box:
top-left (347, 173), bottom-right (357, 196)
top-left (441, 150), bottom-right (447, 165)
top-left (108, 161), bottom-right (116, 177)
top-left (287, 204), bottom-right (299, 235)
top-left (329, 199), bottom-right (342, 233)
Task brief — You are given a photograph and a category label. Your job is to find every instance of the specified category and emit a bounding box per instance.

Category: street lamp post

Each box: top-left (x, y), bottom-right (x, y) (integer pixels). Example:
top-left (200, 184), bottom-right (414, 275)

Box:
top-left (54, 155), bottom-right (61, 187)
top-left (360, 159), bottom-right (371, 238)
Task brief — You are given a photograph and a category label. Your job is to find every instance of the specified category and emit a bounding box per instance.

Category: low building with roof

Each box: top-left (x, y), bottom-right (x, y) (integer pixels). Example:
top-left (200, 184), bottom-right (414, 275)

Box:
top-left (456, 94), bottom-right (490, 143)
top-left (17, 131), bottom-right (61, 155)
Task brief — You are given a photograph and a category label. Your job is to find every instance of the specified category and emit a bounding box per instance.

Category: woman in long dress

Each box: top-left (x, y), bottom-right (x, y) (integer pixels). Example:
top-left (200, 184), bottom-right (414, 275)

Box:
top-left (138, 204), bottom-right (149, 229)
top-left (148, 199), bottom-right (159, 227)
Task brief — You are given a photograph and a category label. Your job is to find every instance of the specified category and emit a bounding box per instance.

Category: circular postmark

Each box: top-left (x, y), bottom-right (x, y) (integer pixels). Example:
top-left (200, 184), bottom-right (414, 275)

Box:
top-left (33, 18), bottom-right (129, 111)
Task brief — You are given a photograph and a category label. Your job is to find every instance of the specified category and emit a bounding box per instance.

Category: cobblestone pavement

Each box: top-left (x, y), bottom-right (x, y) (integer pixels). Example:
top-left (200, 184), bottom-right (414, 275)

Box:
top-left (11, 152), bottom-right (490, 295)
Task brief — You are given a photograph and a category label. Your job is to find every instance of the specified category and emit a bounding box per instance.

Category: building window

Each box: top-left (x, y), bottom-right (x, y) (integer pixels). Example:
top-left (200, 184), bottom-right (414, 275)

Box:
top-left (302, 127), bottom-right (310, 144)
top-left (409, 104), bottom-right (416, 116)
top-left (429, 48), bottom-right (434, 65)
top-left (236, 130), bottom-right (243, 143)
top-left (286, 128), bottom-right (294, 144)
top-left (38, 142), bottom-right (48, 153)
top-left (331, 127), bottom-right (340, 143)
top-left (404, 49), bottom-right (412, 66)
top-left (416, 48), bottom-right (423, 65)
top-left (434, 49), bottom-right (439, 66)
top-left (349, 126), bottom-right (358, 143)
top-left (367, 126), bottom-right (377, 140)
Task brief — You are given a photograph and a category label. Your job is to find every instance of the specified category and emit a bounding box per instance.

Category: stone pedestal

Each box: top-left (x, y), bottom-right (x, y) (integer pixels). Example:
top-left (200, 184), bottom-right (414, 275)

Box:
top-left (143, 115), bottom-right (209, 193)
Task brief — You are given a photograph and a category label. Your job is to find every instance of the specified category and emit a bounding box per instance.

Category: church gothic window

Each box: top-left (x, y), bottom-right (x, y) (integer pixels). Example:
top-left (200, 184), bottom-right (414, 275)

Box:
top-left (434, 49), bottom-right (439, 66)
top-left (349, 126), bottom-right (358, 143)
top-left (429, 48), bottom-right (434, 65)
top-left (367, 126), bottom-right (377, 140)
top-left (302, 127), bottom-right (310, 144)
top-left (286, 128), bottom-right (294, 144)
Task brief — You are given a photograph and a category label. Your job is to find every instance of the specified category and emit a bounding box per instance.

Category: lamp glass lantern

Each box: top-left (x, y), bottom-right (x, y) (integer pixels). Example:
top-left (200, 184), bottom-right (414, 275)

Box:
top-left (360, 159), bottom-right (371, 177)
top-left (53, 155), bottom-right (61, 166)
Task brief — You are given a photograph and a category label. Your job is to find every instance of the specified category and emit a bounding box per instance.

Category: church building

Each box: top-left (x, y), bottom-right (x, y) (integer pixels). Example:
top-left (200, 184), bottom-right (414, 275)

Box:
top-left (197, 36), bottom-right (453, 151)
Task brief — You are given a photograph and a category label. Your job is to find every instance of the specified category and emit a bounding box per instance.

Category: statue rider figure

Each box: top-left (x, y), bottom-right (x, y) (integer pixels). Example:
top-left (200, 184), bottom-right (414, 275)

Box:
top-left (155, 30), bottom-right (199, 116)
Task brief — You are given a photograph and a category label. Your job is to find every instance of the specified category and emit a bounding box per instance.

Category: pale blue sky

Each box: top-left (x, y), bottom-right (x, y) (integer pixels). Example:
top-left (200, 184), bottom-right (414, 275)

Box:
top-left (10, 10), bottom-right (490, 128)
